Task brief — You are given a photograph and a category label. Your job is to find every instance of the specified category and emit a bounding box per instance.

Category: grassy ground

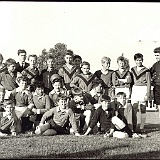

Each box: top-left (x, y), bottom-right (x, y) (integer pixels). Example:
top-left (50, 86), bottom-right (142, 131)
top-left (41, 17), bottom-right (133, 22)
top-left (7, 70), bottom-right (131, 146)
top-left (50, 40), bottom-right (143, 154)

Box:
top-left (0, 111), bottom-right (160, 159)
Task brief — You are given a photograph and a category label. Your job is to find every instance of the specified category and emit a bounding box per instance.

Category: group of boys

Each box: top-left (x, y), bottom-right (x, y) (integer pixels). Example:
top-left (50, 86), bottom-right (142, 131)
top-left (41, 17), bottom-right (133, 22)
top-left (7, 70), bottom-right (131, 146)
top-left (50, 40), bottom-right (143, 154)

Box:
top-left (0, 46), bottom-right (159, 139)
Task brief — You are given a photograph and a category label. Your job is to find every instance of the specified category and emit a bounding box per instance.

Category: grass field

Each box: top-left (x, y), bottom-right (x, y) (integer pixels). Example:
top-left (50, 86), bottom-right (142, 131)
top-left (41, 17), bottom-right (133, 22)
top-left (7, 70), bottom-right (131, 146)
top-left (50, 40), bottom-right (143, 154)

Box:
top-left (0, 111), bottom-right (160, 159)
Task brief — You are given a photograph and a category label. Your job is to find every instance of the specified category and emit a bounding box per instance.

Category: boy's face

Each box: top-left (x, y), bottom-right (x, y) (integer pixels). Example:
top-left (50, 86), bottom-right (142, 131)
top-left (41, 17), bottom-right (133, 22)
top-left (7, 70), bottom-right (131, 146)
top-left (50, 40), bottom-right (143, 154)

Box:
top-left (29, 56), bottom-right (37, 68)
top-left (102, 61), bottom-right (110, 70)
top-left (35, 87), bottom-right (44, 96)
top-left (135, 58), bottom-right (143, 67)
top-left (73, 95), bottom-right (83, 103)
top-left (0, 92), bottom-right (5, 103)
top-left (73, 58), bottom-right (82, 67)
top-left (0, 58), bottom-right (3, 64)
top-left (65, 55), bottom-right (73, 64)
top-left (81, 64), bottom-right (90, 75)
top-left (7, 64), bottom-right (16, 72)
top-left (154, 53), bottom-right (160, 62)
top-left (4, 104), bottom-right (14, 114)
top-left (94, 84), bottom-right (103, 93)
top-left (58, 99), bottom-right (67, 109)
top-left (117, 60), bottom-right (125, 69)
top-left (47, 58), bottom-right (54, 69)
top-left (101, 100), bottom-right (110, 111)
top-left (19, 52), bottom-right (26, 62)
top-left (116, 95), bottom-right (126, 106)
top-left (19, 80), bottom-right (27, 90)
top-left (52, 81), bottom-right (61, 91)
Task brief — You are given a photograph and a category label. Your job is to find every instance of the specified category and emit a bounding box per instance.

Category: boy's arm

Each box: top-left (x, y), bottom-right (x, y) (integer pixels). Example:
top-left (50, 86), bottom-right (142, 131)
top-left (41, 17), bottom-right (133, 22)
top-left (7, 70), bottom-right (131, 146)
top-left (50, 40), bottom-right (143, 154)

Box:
top-left (70, 76), bottom-right (79, 89)
top-left (27, 93), bottom-right (34, 110)
top-left (40, 108), bottom-right (55, 124)
top-left (111, 72), bottom-right (118, 88)
top-left (146, 71), bottom-right (151, 99)
top-left (68, 109), bottom-right (80, 134)
top-left (58, 67), bottom-right (64, 78)
top-left (45, 95), bottom-right (51, 110)
top-left (83, 109), bottom-right (100, 135)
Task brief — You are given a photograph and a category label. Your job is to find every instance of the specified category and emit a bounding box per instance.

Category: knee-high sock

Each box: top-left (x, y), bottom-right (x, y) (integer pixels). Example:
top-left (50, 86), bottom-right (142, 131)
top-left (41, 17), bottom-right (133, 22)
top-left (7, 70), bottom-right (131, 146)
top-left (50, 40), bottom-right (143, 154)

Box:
top-left (140, 113), bottom-right (146, 130)
top-left (158, 105), bottom-right (160, 117)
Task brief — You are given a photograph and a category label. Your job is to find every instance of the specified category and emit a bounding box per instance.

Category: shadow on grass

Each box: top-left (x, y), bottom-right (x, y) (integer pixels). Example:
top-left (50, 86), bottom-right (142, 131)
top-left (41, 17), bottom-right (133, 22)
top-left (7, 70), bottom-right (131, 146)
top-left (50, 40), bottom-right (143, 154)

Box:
top-left (10, 144), bottom-right (130, 159)
top-left (144, 123), bottom-right (160, 133)
top-left (11, 147), bottom-right (160, 159)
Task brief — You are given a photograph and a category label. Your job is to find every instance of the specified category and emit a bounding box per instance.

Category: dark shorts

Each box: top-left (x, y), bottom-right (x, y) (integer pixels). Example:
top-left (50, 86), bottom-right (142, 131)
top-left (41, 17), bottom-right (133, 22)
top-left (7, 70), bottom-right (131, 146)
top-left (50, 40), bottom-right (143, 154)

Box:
top-left (153, 85), bottom-right (160, 105)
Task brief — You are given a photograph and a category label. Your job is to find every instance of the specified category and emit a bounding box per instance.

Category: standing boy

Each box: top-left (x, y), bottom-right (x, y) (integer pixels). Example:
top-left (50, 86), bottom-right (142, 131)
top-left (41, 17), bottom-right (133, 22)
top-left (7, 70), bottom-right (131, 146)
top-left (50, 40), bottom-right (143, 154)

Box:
top-left (94, 56), bottom-right (114, 100)
top-left (150, 47), bottom-right (160, 117)
top-left (15, 49), bottom-right (29, 73)
top-left (39, 55), bottom-right (58, 94)
top-left (58, 50), bottom-right (80, 90)
top-left (131, 53), bottom-right (151, 133)
top-left (73, 55), bottom-right (82, 68)
top-left (21, 54), bottom-right (39, 92)
top-left (112, 56), bottom-right (132, 100)
top-left (70, 61), bottom-right (97, 93)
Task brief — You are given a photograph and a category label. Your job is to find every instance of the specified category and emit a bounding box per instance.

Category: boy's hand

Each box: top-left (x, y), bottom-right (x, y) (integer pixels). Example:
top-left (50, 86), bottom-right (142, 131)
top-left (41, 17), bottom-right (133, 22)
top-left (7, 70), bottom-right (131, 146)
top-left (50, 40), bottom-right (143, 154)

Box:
top-left (75, 132), bottom-right (81, 136)
top-left (104, 133), bottom-right (112, 138)
top-left (11, 132), bottom-right (17, 136)
top-left (35, 126), bottom-right (42, 135)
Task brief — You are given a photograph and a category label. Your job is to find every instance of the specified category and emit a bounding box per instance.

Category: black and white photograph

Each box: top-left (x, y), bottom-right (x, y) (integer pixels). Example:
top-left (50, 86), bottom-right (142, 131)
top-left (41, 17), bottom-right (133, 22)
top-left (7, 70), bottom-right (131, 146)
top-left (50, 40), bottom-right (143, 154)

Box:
top-left (0, 1), bottom-right (160, 159)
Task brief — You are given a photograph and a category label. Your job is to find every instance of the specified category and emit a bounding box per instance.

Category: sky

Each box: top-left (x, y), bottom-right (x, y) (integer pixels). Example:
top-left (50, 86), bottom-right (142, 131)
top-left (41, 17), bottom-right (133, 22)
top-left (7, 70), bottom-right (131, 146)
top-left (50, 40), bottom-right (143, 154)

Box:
top-left (0, 2), bottom-right (160, 72)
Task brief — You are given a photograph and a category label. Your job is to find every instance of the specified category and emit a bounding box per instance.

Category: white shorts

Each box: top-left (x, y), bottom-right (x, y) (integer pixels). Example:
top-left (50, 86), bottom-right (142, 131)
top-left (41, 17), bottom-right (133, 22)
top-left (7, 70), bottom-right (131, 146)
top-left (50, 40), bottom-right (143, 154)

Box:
top-left (131, 85), bottom-right (147, 103)
top-left (115, 87), bottom-right (130, 99)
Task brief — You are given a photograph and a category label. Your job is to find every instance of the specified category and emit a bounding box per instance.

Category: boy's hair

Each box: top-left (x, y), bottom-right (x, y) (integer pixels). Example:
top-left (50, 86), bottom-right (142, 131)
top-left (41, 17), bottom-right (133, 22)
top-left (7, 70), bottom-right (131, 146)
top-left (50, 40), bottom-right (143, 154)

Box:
top-left (5, 58), bottom-right (16, 67)
top-left (46, 54), bottom-right (54, 61)
top-left (28, 54), bottom-right (37, 61)
top-left (116, 92), bottom-right (126, 98)
top-left (99, 95), bottom-right (111, 102)
top-left (34, 81), bottom-right (45, 89)
top-left (50, 74), bottom-right (62, 84)
top-left (16, 75), bottom-right (29, 85)
top-left (73, 55), bottom-right (82, 61)
top-left (81, 61), bottom-right (90, 68)
top-left (57, 94), bottom-right (68, 102)
top-left (65, 50), bottom-right (74, 57)
top-left (134, 53), bottom-right (143, 61)
top-left (17, 49), bottom-right (27, 55)
top-left (117, 56), bottom-right (125, 63)
top-left (91, 78), bottom-right (103, 90)
top-left (3, 99), bottom-right (14, 107)
top-left (0, 53), bottom-right (4, 61)
top-left (101, 56), bottom-right (111, 63)
top-left (154, 47), bottom-right (160, 53)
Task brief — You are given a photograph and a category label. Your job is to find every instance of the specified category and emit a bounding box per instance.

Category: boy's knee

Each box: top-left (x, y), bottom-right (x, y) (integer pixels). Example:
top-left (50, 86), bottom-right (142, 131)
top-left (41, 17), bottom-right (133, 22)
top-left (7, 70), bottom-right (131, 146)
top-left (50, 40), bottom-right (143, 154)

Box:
top-left (42, 129), bottom-right (57, 136)
top-left (140, 104), bottom-right (146, 113)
